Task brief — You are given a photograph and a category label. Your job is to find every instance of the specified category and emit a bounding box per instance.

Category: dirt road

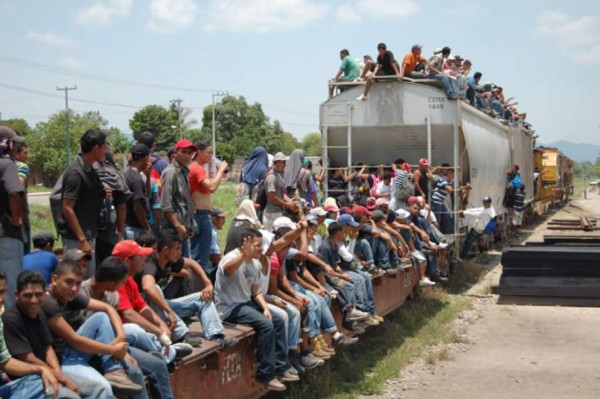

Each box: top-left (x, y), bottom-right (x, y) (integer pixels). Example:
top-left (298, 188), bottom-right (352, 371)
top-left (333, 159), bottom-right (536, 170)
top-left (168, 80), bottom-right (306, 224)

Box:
top-left (366, 196), bottom-right (600, 399)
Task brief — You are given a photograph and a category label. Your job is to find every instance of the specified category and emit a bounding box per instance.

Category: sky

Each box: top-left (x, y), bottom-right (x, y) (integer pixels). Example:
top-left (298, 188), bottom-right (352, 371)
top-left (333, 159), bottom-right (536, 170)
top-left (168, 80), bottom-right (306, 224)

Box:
top-left (0, 0), bottom-right (599, 144)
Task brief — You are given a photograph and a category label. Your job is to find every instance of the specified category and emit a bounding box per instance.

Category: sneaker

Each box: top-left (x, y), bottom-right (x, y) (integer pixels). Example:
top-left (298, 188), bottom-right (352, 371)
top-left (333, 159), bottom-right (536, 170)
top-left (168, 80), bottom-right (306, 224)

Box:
top-left (333, 334), bottom-right (359, 346)
top-left (304, 353), bottom-right (325, 367)
top-left (438, 242), bottom-right (449, 249)
top-left (172, 342), bottom-right (193, 361)
top-left (363, 316), bottom-right (379, 327)
top-left (373, 314), bottom-right (384, 323)
top-left (267, 378), bottom-right (286, 392)
top-left (374, 268), bottom-right (386, 277)
top-left (419, 277), bottom-right (436, 286)
top-left (312, 346), bottom-right (331, 359)
top-left (218, 337), bottom-right (239, 350)
top-left (386, 267), bottom-right (399, 275)
top-left (299, 354), bottom-right (321, 370)
top-left (104, 369), bottom-right (143, 395)
top-left (349, 322), bottom-right (366, 335)
top-left (286, 366), bottom-right (299, 376)
top-left (345, 308), bottom-right (369, 322)
top-left (328, 289), bottom-right (338, 299)
top-left (278, 371), bottom-right (300, 382)
top-left (356, 94), bottom-right (368, 101)
top-left (316, 336), bottom-right (335, 355)
top-left (182, 333), bottom-right (202, 347)
top-left (289, 355), bottom-right (306, 374)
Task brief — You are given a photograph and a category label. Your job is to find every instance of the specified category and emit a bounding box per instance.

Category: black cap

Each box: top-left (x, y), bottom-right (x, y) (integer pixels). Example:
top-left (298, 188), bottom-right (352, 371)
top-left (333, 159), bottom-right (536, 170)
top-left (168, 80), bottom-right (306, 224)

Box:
top-left (0, 126), bottom-right (16, 139)
top-left (32, 230), bottom-right (55, 245)
top-left (371, 210), bottom-right (385, 222)
top-left (483, 196), bottom-right (492, 202)
top-left (131, 143), bottom-right (150, 157)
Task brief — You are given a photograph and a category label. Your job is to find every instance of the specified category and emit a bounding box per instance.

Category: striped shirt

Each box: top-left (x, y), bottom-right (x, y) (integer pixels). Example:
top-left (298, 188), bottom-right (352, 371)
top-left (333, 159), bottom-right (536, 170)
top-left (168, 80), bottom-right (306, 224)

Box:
top-left (392, 170), bottom-right (408, 194)
top-left (431, 175), bottom-right (449, 205)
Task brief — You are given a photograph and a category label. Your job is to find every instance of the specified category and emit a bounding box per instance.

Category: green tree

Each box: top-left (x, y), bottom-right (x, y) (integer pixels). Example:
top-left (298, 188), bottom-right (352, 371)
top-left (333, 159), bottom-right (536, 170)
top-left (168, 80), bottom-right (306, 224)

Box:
top-left (129, 105), bottom-right (179, 151)
top-left (0, 118), bottom-right (31, 137)
top-left (595, 159), bottom-right (600, 178)
top-left (107, 127), bottom-right (132, 155)
top-left (28, 110), bottom-right (115, 182)
top-left (301, 132), bottom-right (322, 156)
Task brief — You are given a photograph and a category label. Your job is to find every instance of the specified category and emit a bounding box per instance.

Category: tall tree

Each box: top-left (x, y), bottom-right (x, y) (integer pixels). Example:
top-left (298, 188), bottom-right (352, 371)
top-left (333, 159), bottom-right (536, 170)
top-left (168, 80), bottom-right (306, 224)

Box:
top-left (0, 118), bottom-right (31, 137)
top-left (129, 105), bottom-right (179, 151)
top-left (301, 132), bottom-right (322, 156)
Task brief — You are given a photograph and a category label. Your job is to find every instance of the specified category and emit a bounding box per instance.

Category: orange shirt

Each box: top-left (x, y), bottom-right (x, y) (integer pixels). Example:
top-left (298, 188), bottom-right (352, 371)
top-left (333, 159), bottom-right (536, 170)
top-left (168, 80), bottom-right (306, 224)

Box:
top-left (189, 162), bottom-right (213, 210)
top-left (402, 52), bottom-right (426, 76)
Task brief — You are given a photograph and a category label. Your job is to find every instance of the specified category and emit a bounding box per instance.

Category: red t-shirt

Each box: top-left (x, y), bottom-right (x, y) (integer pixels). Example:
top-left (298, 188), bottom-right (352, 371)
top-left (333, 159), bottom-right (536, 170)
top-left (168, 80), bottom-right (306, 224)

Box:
top-left (117, 277), bottom-right (147, 314)
top-left (188, 162), bottom-right (211, 195)
top-left (270, 253), bottom-right (281, 276)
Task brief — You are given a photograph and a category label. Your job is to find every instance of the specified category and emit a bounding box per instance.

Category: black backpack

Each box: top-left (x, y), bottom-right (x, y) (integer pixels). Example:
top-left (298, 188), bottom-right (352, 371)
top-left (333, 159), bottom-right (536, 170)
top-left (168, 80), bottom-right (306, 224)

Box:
top-left (252, 172), bottom-right (272, 211)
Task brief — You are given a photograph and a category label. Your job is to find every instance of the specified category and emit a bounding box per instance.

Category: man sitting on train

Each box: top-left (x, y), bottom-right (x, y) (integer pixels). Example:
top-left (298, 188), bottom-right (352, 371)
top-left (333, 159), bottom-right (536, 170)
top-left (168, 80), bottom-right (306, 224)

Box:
top-left (402, 44), bottom-right (427, 79)
top-left (357, 43), bottom-right (400, 101)
top-left (329, 49), bottom-right (361, 98)
top-left (426, 46), bottom-right (460, 100)
top-left (458, 196), bottom-right (497, 260)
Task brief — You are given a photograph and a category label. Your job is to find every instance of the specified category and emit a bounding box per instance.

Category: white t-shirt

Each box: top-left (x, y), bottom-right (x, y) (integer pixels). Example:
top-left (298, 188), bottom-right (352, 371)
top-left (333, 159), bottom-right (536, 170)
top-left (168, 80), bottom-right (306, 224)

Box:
top-left (215, 249), bottom-right (261, 319)
top-left (375, 181), bottom-right (391, 196)
top-left (463, 206), bottom-right (497, 233)
top-left (420, 208), bottom-right (437, 224)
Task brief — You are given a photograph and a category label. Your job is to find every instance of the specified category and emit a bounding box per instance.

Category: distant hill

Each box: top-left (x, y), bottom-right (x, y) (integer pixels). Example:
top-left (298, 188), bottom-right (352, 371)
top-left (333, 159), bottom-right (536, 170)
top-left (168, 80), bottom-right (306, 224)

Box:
top-left (540, 140), bottom-right (600, 163)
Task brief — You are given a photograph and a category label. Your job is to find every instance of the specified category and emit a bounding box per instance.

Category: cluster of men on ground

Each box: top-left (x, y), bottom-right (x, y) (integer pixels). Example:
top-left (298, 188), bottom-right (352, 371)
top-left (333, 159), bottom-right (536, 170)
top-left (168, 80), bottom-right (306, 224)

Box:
top-left (330, 43), bottom-right (532, 130)
top-left (0, 123), bottom-right (512, 397)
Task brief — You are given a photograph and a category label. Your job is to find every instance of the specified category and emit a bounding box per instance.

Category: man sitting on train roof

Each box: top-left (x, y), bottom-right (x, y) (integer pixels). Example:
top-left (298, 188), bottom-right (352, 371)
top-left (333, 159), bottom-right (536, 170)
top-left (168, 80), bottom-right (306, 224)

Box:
top-left (357, 42), bottom-right (400, 101)
top-left (402, 44), bottom-right (427, 79)
top-left (356, 54), bottom-right (376, 81)
top-left (329, 49), bottom-right (361, 98)
top-left (426, 46), bottom-right (461, 100)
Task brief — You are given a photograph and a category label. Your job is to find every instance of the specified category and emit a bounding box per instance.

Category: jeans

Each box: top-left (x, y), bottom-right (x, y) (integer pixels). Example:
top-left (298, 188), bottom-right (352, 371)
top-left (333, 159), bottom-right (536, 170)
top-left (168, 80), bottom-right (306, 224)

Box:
top-left (353, 238), bottom-right (374, 264)
top-left (64, 237), bottom-right (96, 279)
top-left (492, 100), bottom-right (506, 119)
top-left (267, 296), bottom-right (301, 351)
top-left (167, 293), bottom-right (225, 340)
top-left (124, 323), bottom-right (162, 353)
top-left (346, 270), bottom-right (376, 315)
top-left (125, 226), bottom-right (146, 240)
top-left (323, 274), bottom-right (355, 312)
top-left (145, 287), bottom-right (189, 342)
top-left (190, 211), bottom-right (212, 289)
top-left (0, 374), bottom-right (79, 399)
top-left (429, 73), bottom-right (458, 98)
top-left (0, 236), bottom-right (23, 309)
top-left (224, 301), bottom-right (288, 383)
top-left (432, 202), bottom-right (454, 235)
top-left (181, 238), bottom-right (191, 258)
top-left (129, 346), bottom-right (174, 399)
top-left (460, 228), bottom-right (481, 259)
top-left (290, 281), bottom-right (337, 337)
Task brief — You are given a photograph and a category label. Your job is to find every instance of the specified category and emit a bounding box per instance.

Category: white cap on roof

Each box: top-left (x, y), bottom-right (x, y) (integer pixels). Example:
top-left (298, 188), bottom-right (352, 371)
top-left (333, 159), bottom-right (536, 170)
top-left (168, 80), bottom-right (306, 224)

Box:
top-left (434, 47), bottom-right (442, 54)
top-left (395, 208), bottom-right (411, 219)
top-left (272, 152), bottom-right (288, 162)
top-left (309, 207), bottom-right (327, 217)
top-left (273, 216), bottom-right (297, 231)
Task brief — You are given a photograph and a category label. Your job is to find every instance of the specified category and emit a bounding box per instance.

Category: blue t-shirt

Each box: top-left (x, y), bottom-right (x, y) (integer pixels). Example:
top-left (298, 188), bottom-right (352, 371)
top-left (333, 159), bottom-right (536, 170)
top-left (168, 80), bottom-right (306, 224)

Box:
top-left (23, 251), bottom-right (58, 285)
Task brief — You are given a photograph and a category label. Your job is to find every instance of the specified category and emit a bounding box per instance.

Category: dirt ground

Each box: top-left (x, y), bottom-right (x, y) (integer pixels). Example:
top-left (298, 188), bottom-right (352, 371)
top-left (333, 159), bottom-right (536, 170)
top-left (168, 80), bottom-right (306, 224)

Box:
top-left (362, 194), bottom-right (600, 399)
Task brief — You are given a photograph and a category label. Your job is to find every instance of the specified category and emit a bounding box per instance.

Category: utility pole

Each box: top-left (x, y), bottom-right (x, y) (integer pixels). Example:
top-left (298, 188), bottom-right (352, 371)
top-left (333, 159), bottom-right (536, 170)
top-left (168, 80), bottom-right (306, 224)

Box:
top-left (170, 98), bottom-right (183, 139)
top-left (56, 86), bottom-right (77, 165)
top-left (211, 91), bottom-right (228, 159)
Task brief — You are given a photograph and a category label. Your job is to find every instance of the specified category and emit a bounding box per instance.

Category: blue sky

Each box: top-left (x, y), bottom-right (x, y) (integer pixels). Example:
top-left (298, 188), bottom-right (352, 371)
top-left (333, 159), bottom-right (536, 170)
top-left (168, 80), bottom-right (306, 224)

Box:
top-left (0, 0), bottom-right (599, 145)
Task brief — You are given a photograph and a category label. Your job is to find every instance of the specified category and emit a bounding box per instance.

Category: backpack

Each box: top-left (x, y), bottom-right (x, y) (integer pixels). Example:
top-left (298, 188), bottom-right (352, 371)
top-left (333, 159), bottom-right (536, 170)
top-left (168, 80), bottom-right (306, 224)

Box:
top-left (393, 171), bottom-right (415, 203)
top-left (252, 172), bottom-right (272, 211)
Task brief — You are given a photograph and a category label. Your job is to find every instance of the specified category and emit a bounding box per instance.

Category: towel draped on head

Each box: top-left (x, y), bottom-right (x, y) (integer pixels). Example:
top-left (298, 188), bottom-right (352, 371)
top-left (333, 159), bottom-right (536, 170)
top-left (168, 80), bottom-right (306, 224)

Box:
top-left (283, 149), bottom-right (306, 188)
top-left (242, 146), bottom-right (269, 185)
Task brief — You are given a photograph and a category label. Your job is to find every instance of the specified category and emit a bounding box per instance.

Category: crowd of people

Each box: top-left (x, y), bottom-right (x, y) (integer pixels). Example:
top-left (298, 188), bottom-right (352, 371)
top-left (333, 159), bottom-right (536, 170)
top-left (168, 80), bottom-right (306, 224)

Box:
top-left (0, 123), bottom-right (508, 397)
top-left (330, 43), bottom-right (532, 130)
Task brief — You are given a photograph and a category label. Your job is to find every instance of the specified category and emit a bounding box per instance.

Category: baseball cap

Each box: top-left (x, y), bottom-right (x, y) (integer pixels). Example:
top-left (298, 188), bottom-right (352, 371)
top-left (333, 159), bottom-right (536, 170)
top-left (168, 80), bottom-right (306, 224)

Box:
top-left (395, 209), bottom-right (411, 220)
top-left (353, 205), bottom-right (372, 216)
top-left (32, 230), bottom-right (55, 245)
top-left (272, 152), bottom-right (288, 162)
top-left (375, 198), bottom-right (390, 207)
top-left (338, 214), bottom-right (359, 227)
top-left (273, 216), bottom-right (297, 231)
top-left (324, 204), bottom-right (340, 213)
top-left (323, 197), bottom-right (337, 207)
top-left (174, 139), bottom-right (198, 152)
top-left (434, 47), bottom-right (442, 54)
top-left (366, 197), bottom-right (377, 210)
top-left (63, 249), bottom-right (92, 262)
top-left (112, 240), bottom-right (153, 259)
top-left (371, 210), bottom-right (385, 222)
top-left (210, 206), bottom-right (230, 217)
top-left (309, 207), bottom-right (327, 217)
top-left (131, 143), bottom-right (150, 157)
top-left (0, 126), bottom-right (16, 139)
top-left (483, 196), bottom-right (492, 202)
top-left (416, 196), bottom-right (426, 206)
top-left (419, 158), bottom-right (429, 166)
top-left (407, 196), bottom-right (419, 205)
top-left (453, 55), bottom-right (463, 61)
top-left (306, 214), bottom-right (319, 225)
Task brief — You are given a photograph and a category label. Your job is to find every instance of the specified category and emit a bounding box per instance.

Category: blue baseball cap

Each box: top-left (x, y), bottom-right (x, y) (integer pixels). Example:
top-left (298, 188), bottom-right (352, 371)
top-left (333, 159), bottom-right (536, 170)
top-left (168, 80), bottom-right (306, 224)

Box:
top-left (338, 214), bottom-right (359, 227)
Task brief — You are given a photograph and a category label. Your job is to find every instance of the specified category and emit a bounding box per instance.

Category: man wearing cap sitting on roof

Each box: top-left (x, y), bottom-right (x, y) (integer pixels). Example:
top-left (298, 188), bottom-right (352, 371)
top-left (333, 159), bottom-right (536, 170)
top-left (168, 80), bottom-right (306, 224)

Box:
top-left (161, 139), bottom-right (198, 258)
top-left (23, 230), bottom-right (58, 286)
top-left (426, 46), bottom-right (460, 100)
top-left (459, 196), bottom-right (497, 261)
top-left (402, 44), bottom-right (427, 79)
top-left (263, 152), bottom-right (298, 232)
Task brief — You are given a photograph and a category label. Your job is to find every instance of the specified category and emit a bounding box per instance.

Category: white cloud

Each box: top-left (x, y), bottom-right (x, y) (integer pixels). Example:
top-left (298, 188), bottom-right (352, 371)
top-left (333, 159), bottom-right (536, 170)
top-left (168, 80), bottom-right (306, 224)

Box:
top-left (27, 31), bottom-right (74, 46)
top-left (59, 57), bottom-right (84, 70)
top-left (536, 10), bottom-right (600, 65)
top-left (355, 0), bottom-right (419, 20)
top-left (204, 0), bottom-right (329, 33)
top-left (75, 0), bottom-right (133, 26)
top-left (335, 6), bottom-right (361, 24)
top-left (147, 0), bottom-right (198, 34)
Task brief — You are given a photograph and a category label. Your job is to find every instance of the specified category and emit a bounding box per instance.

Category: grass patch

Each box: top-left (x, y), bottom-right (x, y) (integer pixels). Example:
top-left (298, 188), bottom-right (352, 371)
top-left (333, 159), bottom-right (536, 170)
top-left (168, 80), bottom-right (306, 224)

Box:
top-left (28, 185), bottom-right (52, 193)
top-left (29, 204), bottom-right (55, 236)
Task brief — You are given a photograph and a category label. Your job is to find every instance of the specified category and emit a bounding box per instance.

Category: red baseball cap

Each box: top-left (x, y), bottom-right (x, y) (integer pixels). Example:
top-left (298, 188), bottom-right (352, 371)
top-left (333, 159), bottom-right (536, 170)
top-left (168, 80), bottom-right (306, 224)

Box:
top-left (407, 196), bottom-right (419, 205)
top-left (174, 139), bottom-right (198, 152)
top-left (324, 204), bottom-right (340, 213)
top-left (112, 240), bottom-right (153, 259)
top-left (419, 158), bottom-right (429, 166)
top-left (353, 205), bottom-right (372, 216)
top-left (366, 197), bottom-right (377, 210)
